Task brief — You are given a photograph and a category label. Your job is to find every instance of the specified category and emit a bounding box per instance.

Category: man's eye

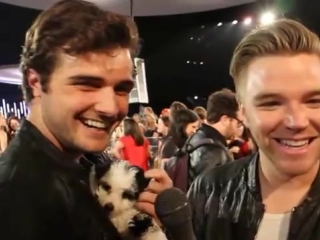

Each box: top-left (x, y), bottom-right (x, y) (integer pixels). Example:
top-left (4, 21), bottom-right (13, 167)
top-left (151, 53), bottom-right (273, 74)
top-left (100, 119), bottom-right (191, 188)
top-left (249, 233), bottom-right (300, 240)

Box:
top-left (307, 99), bottom-right (320, 104)
top-left (259, 101), bottom-right (280, 107)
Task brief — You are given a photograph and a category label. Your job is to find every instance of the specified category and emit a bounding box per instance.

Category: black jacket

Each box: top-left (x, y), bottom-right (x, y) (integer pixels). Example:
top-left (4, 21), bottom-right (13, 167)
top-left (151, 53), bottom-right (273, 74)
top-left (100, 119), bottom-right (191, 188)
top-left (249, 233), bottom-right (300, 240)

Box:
top-left (187, 153), bottom-right (320, 240)
top-left (0, 120), bottom-right (121, 240)
top-left (188, 124), bottom-right (232, 181)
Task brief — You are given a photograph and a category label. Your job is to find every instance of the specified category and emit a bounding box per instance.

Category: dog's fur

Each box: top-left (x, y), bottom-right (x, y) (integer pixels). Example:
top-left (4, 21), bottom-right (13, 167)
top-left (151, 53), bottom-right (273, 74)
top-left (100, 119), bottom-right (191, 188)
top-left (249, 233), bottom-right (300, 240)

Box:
top-left (90, 160), bottom-right (167, 240)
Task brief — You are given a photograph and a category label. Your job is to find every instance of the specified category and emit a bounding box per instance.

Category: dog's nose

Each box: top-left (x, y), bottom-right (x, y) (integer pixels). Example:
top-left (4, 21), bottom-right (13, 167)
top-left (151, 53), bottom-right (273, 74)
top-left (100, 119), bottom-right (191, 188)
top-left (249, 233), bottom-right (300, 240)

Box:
top-left (104, 203), bottom-right (114, 212)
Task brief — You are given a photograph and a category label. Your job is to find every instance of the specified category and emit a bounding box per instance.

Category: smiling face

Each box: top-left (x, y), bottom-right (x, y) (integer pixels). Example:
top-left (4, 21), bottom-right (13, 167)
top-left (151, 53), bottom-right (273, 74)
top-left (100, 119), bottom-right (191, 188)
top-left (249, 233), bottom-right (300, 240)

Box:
top-left (28, 48), bottom-right (133, 155)
top-left (185, 120), bottom-right (199, 137)
top-left (241, 54), bottom-right (320, 175)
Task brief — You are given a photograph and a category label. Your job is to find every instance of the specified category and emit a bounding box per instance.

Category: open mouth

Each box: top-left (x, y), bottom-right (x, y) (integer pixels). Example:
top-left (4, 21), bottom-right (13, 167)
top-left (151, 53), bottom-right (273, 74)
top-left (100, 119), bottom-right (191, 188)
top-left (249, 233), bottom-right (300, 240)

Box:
top-left (79, 118), bottom-right (108, 131)
top-left (274, 138), bottom-right (316, 148)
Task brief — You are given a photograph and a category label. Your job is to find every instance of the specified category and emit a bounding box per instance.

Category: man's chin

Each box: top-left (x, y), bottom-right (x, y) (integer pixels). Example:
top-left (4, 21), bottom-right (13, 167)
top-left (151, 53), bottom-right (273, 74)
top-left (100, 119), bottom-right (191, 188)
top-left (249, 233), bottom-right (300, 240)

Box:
top-left (78, 141), bottom-right (109, 154)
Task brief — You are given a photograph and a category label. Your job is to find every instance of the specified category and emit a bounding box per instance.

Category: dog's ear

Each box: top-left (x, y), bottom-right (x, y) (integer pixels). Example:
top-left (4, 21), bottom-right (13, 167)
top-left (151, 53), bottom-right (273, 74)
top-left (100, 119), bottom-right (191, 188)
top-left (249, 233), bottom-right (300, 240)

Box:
top-left (132, 166), bottom-right (150, 193)
top-left (89, 162), bottom-right (112, 195)
top-left (95, 162), bottom-right (112, 180)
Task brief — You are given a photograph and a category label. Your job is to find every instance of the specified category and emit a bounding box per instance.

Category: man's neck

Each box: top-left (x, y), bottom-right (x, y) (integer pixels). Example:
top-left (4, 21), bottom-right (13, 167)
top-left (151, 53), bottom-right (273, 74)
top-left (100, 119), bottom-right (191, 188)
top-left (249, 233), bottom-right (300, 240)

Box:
top-left (258, 152), bottom-right (319, 213)
top-left (27, 109), bottom-right (82, 161)
top-left (259, 152), bottom-right (319, 190)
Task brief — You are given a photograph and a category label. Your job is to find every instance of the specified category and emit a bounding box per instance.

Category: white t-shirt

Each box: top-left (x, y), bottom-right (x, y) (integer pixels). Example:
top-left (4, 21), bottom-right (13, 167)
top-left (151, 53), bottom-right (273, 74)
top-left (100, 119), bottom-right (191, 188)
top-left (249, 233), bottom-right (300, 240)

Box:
top-left (255, 212), bottom-right (291, 240)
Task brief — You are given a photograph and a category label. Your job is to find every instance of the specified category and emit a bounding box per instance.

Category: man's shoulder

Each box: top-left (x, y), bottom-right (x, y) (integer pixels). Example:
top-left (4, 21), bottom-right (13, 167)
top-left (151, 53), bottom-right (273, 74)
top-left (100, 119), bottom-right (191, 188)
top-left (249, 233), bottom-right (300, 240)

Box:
top-left (195, 155), bottom-right (252, 187)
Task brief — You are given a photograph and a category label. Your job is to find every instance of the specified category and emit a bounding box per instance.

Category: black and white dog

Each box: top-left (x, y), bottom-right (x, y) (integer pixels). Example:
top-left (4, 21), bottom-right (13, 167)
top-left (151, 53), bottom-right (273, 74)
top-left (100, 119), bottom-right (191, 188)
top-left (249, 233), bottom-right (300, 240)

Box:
top-left (90, 160), bottom-right (167, 240)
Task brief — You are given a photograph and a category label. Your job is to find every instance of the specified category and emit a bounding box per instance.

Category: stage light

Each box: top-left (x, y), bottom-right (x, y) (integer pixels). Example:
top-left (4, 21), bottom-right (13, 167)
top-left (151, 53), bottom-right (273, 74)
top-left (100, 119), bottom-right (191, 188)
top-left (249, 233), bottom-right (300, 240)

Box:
top-left (186, 61), bottom-right (190, 64)
top-left (244, 17), bottom-right (252, 25)
top-left (194, 96), bottom-right (198, 100)
top-left (217, 22), bottom-right (222, 26)
top-left (260, 12), bottom-right (275, 25)
top-left (232, 20), bottom-right (238, 25)
top-left (200, 62), bottom-right (203, 65)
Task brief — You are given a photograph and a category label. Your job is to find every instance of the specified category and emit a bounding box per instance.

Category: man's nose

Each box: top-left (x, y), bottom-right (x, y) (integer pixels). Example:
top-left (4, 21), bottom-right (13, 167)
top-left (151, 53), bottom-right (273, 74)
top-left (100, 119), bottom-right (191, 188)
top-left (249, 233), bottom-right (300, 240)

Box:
top-left (284, 105), bottom-right (309, 131)
top-left (94, 88), bottom-right (120, 116)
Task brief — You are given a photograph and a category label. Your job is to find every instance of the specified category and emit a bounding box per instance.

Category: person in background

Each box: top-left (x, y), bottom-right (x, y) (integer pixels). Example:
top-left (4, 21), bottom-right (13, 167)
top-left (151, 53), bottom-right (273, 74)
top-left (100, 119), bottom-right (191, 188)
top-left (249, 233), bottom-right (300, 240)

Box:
top-left (157, 115), bottom-right (170, 138)
top-left (109, 119), bottom-right (126, 150)
top-left (160, 108), bottom-right (170, 117)
top-left (7, 116), bottom-right (20, 139)
top-left (144, 113), bottom-right (158, 137)
top-left (193, 106), bottom-right (207, 124)
top-left (186, 89), bottom-right (240, 181)
top-left (143, 106), bottom-right (155, 116)
top-left (0, 114), bottom-right (8, 153)
top-left (132, 113), bottom-right (145, 133)
top-left (112, 118), bottom-right (150, 171)
top-left (169, 101), bottom-right (187, 122)
top-left (158, 109), bottom-right (199, 160)
top-left (228, 125), bottom-right (255, 159)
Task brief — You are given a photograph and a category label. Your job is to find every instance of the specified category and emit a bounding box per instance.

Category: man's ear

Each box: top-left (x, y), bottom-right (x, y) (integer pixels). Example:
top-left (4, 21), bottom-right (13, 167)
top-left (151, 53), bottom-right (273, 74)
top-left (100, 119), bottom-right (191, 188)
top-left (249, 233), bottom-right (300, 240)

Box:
top-left (240, 104), bottom-right (248, 126)
top-left (26, 69), bottom-right (42, 98)
top-left (220, 115), bottom-right (230, 126)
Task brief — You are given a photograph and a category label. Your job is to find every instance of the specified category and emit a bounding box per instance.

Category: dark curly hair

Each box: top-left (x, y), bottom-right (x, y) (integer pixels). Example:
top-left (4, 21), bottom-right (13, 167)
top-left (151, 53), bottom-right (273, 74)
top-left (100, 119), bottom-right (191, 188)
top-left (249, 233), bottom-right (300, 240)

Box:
top-left (206, 89), bottom-right (239, 124)
top-left (20, 0), bottom-right (139, 102)
top-left (168, 109), bottom-right (199, 148)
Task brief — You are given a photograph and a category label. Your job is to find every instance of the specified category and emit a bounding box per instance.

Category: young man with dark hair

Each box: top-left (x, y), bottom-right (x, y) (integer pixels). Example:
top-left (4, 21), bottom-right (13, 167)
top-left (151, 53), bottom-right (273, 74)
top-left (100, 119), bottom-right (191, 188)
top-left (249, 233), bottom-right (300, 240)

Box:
top-left (0, 1), bottom-right (171, 239)
top-left (179, 89), bottom-right (241, 188)
top-left (188, 19), bottom-right (320, 240)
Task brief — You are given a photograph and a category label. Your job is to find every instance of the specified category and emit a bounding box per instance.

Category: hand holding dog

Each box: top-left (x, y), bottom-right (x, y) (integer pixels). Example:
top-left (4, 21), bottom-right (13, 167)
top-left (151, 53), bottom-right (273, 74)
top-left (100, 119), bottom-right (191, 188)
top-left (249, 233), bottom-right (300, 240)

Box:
top-left (135, 169), bottom-right (172, 220)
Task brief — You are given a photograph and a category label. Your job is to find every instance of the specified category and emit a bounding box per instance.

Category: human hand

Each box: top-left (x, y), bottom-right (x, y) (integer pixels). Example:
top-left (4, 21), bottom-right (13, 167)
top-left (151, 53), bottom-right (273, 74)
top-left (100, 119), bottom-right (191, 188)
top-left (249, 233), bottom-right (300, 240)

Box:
top-left (135, 169), bottom-right (172, 220)
top-left (229, 146), bottom-right (240, 153)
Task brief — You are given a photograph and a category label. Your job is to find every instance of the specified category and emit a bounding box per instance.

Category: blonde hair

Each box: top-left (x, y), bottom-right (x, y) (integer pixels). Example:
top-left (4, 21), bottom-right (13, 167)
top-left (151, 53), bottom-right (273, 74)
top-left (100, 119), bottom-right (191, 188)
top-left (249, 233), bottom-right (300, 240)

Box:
top-left (230, 19), bottom-right (320, 99)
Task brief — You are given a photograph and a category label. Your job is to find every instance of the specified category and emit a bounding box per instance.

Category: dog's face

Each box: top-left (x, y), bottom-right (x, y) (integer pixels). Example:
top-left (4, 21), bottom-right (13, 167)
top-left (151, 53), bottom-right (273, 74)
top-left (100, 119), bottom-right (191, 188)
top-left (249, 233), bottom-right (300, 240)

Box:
top-left (91, 161), bottom-right (150, 217)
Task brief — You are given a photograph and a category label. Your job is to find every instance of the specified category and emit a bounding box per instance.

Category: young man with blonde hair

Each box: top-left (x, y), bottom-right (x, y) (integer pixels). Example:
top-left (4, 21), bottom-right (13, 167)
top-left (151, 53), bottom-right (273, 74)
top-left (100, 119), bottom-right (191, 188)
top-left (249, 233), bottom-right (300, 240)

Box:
top-left (188, 19), bottom-right (320, 240)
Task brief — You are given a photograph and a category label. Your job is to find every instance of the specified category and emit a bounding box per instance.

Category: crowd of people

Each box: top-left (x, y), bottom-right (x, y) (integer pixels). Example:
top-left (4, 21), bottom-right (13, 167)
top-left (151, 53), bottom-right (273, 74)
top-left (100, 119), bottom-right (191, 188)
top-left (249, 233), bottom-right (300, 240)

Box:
top-left (109, 89), bottom-right (256, 191)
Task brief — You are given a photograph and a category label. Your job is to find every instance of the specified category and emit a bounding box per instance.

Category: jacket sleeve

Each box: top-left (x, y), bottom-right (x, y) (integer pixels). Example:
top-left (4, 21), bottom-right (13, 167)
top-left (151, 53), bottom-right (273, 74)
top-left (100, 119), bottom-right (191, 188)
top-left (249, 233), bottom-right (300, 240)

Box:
top-left (0, 180), bottom-right (66, 240)
top-left (187, 174), bottom-right (213, 240)
top-left (0, 190), bottom-right (46, 239)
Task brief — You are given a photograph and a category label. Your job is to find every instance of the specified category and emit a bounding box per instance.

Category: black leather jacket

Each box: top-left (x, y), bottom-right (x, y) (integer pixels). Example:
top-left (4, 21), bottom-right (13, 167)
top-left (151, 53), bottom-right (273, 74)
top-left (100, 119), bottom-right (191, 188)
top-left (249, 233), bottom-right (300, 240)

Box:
top-left (0, 120), bottom-right (121, 240)
top-left (188, 153), bottom-right (320, 240)
top-left (188, 124), bottom-right (232, 182)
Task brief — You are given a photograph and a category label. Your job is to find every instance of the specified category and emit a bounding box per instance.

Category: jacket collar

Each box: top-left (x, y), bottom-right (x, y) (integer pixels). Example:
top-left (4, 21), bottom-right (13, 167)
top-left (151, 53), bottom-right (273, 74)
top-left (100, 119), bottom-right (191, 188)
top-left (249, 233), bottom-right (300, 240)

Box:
top-left (17, 120), bottom-right (101, 175)
top-left (247, 153), bottom-right (320, 202)
top-left (199, 123), bottom-right (228, 147)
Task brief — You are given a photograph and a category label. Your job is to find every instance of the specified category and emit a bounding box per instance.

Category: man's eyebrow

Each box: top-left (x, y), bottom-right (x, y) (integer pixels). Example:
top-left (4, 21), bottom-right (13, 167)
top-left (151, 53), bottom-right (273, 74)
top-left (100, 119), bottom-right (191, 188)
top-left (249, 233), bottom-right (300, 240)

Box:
top-left (114, 79), bottom-right (134, 92)
top-left (303, 90), bottom-right (320, 98)
top-left (67, 75), bottom-right (104, 83)
top-left (253, 93), bottom-right (282, 101)
top-left (253, 90), bottom-right (320, 102)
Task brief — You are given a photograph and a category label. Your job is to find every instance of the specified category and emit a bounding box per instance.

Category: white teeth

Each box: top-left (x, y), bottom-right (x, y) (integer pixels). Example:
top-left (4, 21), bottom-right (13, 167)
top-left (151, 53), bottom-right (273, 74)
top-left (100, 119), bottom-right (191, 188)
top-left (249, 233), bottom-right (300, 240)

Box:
top-left (83, 119), bottom-right (106, 129)
top-left (280, 140), bottom-right (309, 147)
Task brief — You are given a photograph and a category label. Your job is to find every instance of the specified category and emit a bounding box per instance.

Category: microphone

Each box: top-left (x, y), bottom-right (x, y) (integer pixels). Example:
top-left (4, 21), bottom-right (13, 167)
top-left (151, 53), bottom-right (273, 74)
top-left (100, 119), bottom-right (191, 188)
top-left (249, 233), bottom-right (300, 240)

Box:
top-left (155, 188), bottom-right (196, 240)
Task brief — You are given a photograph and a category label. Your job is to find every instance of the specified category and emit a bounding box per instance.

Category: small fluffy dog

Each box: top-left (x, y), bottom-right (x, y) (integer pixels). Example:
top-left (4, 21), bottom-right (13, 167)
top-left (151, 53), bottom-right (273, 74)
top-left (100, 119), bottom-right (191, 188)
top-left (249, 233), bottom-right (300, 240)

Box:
top-left (90, 160), bottom-right (167, 240)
